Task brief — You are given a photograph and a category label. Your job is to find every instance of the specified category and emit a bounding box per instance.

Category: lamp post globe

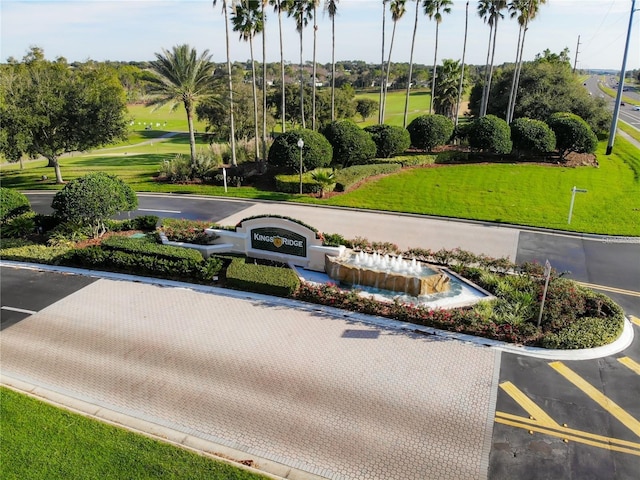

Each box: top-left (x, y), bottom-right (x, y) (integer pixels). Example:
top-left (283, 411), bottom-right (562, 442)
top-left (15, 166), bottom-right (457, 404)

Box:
top-left (297, 138), bottom-right (304, 194)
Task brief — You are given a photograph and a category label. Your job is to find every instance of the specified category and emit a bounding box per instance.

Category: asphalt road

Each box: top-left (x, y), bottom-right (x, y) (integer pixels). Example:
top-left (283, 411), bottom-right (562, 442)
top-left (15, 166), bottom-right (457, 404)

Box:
top-left (584, 75), bottom-right (640, 131)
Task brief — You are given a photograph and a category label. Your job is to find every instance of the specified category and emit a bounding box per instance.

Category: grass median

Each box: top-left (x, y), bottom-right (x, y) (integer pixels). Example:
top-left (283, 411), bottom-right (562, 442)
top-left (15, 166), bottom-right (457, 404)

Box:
top-left (1, 387), bottom-right (268, 480)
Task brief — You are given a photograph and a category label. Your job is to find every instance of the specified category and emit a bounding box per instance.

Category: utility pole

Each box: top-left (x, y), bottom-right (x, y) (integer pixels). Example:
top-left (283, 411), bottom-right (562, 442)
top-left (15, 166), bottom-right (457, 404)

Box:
top-left (572, 35), bottom-right (581, 74)
top-left (607, 0), bottom-right (637, 155)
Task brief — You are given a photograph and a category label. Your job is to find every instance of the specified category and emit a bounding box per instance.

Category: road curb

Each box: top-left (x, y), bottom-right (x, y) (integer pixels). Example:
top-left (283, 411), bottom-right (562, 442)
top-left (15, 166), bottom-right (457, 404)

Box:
top-left (2, 260), bottom-right (633, 360)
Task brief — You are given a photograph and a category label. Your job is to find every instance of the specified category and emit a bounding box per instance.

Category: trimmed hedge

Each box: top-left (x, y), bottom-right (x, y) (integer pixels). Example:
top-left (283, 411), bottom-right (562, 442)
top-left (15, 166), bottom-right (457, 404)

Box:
top-left (267, 129), bottom-right (332, 173)
top-left (321, 119), bottom-right (377, 167)
top-left (101, 235), bottom-right (204, 261)
top-left (274, 172), bottom-right (323, 195)
top-left (0, 244), bottom-right (70, 264)
top-left (407, 114), bottom-right (454, 152)
top-left (225, 257), bottom-right (300, 297)
top-left (380, 154), bottom-right (436, 167)
top-left (0, 188), bottom-right (30, 223)
top-left (333, 163), bottom-right (402, 192)
top-left (364, 124), bottom-right (411, 158)
top-left (467, 115), bottom-right (512, 154)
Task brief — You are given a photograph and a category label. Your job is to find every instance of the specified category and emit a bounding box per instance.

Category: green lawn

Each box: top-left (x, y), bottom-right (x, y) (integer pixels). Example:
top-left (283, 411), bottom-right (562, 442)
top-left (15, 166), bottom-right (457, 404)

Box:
top-left (0, 387), bottom-right (267, 480)
top-left (310, 138), bottom-right (640, 236)
top-left (354, 89), bottom-right (432, 127)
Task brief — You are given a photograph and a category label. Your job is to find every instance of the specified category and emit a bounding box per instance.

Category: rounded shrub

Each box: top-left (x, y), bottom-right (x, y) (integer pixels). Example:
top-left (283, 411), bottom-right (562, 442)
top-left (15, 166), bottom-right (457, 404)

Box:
top-left (321, 119), bottom-right (377, 167)
top-left (467, 115), bottom-right (512, 154)
top-left (406, 114), bottom-right (454, 152)
top-left (363, 124), bottom-right (411, 158)
top-left (51, 172), bottom-right (138, 237)
top-left (547, 112), bottom-right (598, 158)
top-left (267, 129), bottom-right (332, 173)
top-left (510, 117), bottom-right (556, 157)
top-left (0, 187), bottom-right (30, 223)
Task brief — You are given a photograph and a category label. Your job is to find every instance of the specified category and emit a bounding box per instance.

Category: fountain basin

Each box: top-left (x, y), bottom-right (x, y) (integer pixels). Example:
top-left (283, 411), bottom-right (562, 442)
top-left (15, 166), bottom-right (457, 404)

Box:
top-left (325, 250), bottom-right (450, 297)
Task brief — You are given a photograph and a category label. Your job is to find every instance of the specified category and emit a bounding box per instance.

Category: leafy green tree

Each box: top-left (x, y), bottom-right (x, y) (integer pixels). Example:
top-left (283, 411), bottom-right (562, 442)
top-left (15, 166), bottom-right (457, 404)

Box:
top-left (510, 117), bottom-right (556, 157)
top-left (51, 172), bottom-right (138, 238)
top-left (364, 124), bottom-right (411, 158)
top-left (0, 50), bottom-right (128, 183)
top-left (467, 114), bottom-right (512, 154)
top-left (148, 44), bottom-right (218, 167)
top-left (547, 112), bottom-right (597, 159)
top-left (407, 114), bottom-right (454, 151)
top-left (197, 81), bottom-right (274, 141)
top-left (321, 119), bottom-right (377, 167)
top-left (267, 129), bottom-right (332, 172)
top-left (355, 98), bottom-right (379, 121)
top-left (469, 56), bottom-right (610, 134)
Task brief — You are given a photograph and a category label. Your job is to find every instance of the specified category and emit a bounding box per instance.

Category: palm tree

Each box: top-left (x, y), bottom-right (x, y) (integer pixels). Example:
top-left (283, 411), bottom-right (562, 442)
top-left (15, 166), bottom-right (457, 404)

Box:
top-left (478, 0), bottom-right (507, 117)
top-left (213, 0), bottom-right (237, 166)
top-left (379, 0), bottom-right (388, 124)
top-left (433, 59), bottom-right (463, 118)
top-left (148, 44), bottom-right (216, 166)
top-left (311, 169), bottom-right (335, 198)
top-left (506, 0), bottom-right (547, 123)
top-left (454, 0), bottom-right (470, 127)
top-left (287, 1), bottom-right (313, 128)
top-left (311, 0), bottom-right (320, 130)
top-left (381, 0), bottom-right (407, 123)
top-left (325, 0), bottom-right (339, 122)
top-left (270, 0), bottom-right (287, 133)
top-left (423, 0), bottom-right (453, 115)
top-left (403, 0), bottom-right (420, 128)
top-left (231, 0), bottom-right (263, 160)
top-left (261, 0), bottom-right (268, 161)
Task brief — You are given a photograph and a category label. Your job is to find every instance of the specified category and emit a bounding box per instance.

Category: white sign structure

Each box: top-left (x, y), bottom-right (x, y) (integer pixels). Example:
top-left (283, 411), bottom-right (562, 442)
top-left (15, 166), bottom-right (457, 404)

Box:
top-left (537, 259), bottom-right (552, 328)
top-left (568, 186), bottom-right (588, 224)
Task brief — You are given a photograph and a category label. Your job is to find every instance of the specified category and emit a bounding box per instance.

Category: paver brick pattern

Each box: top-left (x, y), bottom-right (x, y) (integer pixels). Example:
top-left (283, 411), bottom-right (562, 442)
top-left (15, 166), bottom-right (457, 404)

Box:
top-left (1, 279), bottom-right (499, 479)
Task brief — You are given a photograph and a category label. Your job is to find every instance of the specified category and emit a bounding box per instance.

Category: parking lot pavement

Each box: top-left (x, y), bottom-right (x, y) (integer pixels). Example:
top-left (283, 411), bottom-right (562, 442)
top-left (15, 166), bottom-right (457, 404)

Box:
top-left (1, 277), bottom-right (500, 479)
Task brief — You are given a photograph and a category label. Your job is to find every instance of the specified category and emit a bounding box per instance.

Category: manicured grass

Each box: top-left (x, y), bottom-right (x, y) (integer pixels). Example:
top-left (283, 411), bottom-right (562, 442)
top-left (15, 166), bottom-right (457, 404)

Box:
top-left (0, 387), bottom-right (267, 480)
top-left (354, 88), bottom-right (432, 127)
top-left (309, 138), bottom-right (640, 236)
top-left (618, 120), bottom-right (640, 143)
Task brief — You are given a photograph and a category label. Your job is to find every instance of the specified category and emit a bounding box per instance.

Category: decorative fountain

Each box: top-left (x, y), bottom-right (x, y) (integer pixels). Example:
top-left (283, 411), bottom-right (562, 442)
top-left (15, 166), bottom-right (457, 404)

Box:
top-left (325, 250), bottom-right (451, 297)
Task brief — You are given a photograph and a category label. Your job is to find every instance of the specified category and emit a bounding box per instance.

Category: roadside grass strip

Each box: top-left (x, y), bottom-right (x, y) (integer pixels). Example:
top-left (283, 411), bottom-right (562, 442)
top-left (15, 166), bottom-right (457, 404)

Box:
top-left (495, 381), bottom-right (640, 456)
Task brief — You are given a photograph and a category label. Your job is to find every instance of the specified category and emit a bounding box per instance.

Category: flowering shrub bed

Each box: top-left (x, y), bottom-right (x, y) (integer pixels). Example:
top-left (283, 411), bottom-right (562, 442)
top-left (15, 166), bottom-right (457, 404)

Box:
top-left (158, 218), bottom-right (218, 245)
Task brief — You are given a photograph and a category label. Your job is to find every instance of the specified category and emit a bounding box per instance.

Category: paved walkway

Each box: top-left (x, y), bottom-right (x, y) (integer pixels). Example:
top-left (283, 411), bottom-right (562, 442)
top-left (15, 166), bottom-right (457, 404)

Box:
top-left (2, 275), bottom-right (500, 479)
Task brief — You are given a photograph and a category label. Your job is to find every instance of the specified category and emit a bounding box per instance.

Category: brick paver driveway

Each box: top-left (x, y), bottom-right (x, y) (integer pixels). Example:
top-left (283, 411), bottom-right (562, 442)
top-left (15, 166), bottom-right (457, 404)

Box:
top-left (1, 278), bottom-right (500, 479)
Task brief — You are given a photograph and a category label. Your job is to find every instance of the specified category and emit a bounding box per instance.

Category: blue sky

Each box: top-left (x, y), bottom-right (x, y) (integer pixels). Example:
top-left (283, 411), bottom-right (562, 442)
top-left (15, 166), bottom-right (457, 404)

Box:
top-left (1, 0), bottom-right (638, 70)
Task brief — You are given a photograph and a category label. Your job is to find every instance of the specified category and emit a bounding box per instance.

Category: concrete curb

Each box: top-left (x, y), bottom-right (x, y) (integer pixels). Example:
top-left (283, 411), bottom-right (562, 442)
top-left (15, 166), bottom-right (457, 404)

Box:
top-left (2, 261), bottom-right (634, 360)
top-left (0, 375), bottom-right (325, 480)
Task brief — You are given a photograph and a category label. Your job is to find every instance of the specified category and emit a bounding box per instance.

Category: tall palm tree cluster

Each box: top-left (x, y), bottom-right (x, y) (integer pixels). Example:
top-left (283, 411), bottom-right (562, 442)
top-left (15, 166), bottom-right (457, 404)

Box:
top-left (148, 0), bottom-right (548, 167)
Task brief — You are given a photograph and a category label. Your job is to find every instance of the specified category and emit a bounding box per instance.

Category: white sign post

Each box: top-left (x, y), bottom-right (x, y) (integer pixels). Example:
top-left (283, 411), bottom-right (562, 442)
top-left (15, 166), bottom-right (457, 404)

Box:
top-left (567, 186), bottom-right (587, 224)
top-left (537, 260), bottom-right (552, 328)
top-left (223, 167), bottom-right (228, 193)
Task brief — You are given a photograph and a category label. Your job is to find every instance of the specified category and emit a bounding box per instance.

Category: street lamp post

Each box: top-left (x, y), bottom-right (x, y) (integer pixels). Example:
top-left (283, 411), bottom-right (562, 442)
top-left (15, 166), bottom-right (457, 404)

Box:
top-left (297, 138), bottom-right (304, 194)
top-left (606, 0), bottom-right (637, 155)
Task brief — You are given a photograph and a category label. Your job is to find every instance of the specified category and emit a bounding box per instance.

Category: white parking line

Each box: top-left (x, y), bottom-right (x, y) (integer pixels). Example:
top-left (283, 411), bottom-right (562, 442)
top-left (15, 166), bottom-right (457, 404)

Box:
top-left (138, 208), bottom-right (181, 214)
top-left (1, 306), bottom-right (37, 315)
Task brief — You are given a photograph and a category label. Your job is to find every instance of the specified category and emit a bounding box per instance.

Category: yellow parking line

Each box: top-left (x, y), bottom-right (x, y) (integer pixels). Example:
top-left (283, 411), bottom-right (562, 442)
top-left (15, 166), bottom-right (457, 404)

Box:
top-left (577, 282), bottom-right (640, 298)
top-left (549, 362), bottom-right (640, 437)
top-left (631, 316), bottom-right (640, 327)
top-left (495, 415), bottom-right (640, 457)
top-left (496, 411), bottom-right (640, 449)
top-left (618, 357), bottom-right (640, 376)
top-left (499, 381), bottom-right (559, 428)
